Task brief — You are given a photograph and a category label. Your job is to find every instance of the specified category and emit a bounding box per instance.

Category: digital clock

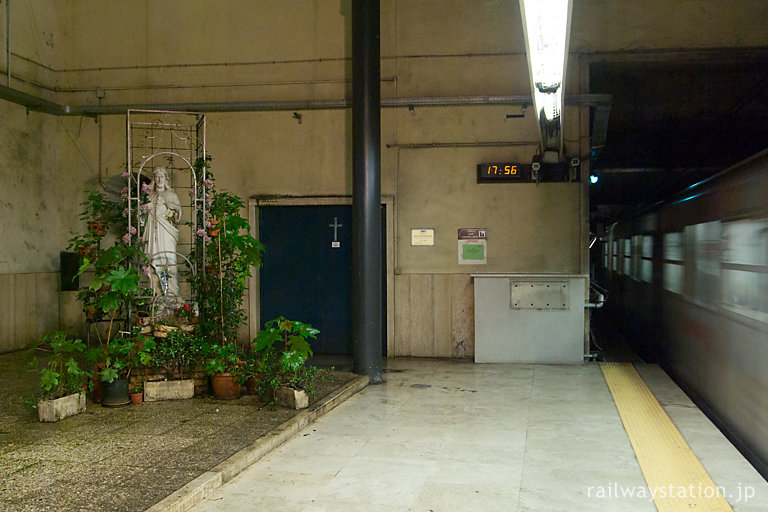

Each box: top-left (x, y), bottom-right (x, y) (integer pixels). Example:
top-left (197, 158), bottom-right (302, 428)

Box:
top-left (477, 162), bottom-right (531, 183)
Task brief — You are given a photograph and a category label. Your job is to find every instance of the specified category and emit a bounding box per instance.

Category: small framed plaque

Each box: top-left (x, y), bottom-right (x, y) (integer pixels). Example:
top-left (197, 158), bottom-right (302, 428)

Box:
top-left (411, 228), bottom-right (435, 246)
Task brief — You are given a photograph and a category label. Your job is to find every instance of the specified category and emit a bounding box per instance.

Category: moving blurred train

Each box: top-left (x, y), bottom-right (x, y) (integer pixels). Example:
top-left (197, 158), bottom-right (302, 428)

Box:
top-left (594, 148), bottom-right (768, 479)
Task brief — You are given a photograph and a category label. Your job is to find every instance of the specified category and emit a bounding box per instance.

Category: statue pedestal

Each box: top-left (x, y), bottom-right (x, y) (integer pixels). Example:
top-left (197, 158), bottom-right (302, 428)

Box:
top-left (153, 295), bottom-right (183, 322)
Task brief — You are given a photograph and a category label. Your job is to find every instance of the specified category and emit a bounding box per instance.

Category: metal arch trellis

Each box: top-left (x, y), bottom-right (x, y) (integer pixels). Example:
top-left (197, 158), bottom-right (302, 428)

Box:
top-left (126, 110), bottom-right (207, 311)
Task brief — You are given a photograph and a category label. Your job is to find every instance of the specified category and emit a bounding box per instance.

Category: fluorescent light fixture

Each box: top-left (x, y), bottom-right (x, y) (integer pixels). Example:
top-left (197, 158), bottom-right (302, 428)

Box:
top-left (590, 174), bottom-right (599, 184)
top-left (519, 0), bottom-right (573, 160)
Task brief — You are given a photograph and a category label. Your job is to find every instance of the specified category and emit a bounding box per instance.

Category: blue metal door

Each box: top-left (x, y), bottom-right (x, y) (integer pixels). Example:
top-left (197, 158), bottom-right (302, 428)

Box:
top-left (258, 205), bottom-right (386, 355)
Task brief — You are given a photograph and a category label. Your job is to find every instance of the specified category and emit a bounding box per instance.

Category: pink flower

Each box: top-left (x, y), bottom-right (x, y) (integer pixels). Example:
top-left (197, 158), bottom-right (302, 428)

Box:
top-left (142, 265), bottom-right (151, 275)
top-left (196, 229), bottom-right (207, 237)
top-left (203, 179), bottom-right (213, 187)
top-left (188, 189), bottom-right (195, 197)
top-left (129, 226), bottom-right (137, 235)
top-left (121, 186), bottom-right (128, 193)
top-left (205, 220), bottom-right (212, 228)
top-left (122, 234), bottom-right (131, 244)
top-left (140, 203), bottom-right (150, 211)
top-left (121, 171), bottom-right (130, 178)
top-left (203, 234), bottom-right (211, 243)
top-left (206, 196), bottom-right (213, 206)
top-left (122, 207), bottom-right (129, 217)
top-left (141, 183), bottom-right (152, 194)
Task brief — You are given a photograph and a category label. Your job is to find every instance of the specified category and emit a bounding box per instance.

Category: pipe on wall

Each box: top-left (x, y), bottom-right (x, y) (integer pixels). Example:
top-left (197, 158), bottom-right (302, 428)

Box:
top-left (0, 83), bottom-right (610, 117)
top-left (6, 0), bottom-right (10, 87)
top-left (13, 51), bottom-right (527, 75)
top-left (0, 83), bottom-right (610, 161)
top-left (386, 141), bottom-right (540, 149)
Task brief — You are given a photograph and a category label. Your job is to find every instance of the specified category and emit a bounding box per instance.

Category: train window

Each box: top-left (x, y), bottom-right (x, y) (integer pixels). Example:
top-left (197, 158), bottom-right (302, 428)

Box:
top-left (602, 242), bottom-right (609, 268)
top-left (612, 240), bottom-right (618, 272)
top-left (631, 235), bottom-right (642, 280)
top-left (641, 235), bottom-right (653, 283)
top-left (721, 219), bottom-right (768, 323)
top-left (642, 236), bottom-right (653, 258)
top-left (686, 222), bottom-right (721, 305)
top-left (663, 264), bottom-right (684, 294)
top-left (623, 239), bottom-right (631, 276)
top-left (663, 232), bottom-right (684, 261)
top-left (663, 232), bottom-right (684, 294)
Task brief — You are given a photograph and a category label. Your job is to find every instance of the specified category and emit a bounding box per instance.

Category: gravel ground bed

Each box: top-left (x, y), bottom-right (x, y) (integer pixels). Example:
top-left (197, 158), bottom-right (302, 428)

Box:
top-left (0, 350), bottom-right (356, 512)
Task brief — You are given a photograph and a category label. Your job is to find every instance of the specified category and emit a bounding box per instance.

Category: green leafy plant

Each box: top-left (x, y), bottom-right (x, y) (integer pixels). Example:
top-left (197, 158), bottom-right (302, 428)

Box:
top-left (153, 329), bottom-right (204, 380)
top-left (69, 185), bottom-right (149, 328)
top-left (26, 332), bottom-right (92, 402)
top-left (79, 190), bottom-right (118, 223)
top-left (233, 348), bottom-right (262, 386)
top-left (252, 317), bottom-right (317, 361)
top-left (202, 341), bottom-right (243, 376)
top-left (75, 244), bottom-right (146, 343)
top-left (252, 317), bottom-right (330, 406)
top-left (88, 331), bottom-right (156, 383)
top-left (67, 231), bottom-right (103, 258)
top-left (192, 158), bottom-right (265, 344)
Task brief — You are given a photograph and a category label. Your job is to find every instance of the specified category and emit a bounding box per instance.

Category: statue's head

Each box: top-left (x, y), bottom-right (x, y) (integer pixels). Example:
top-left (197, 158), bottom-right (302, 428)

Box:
top-left (151, 166), bottom-right (170, 190)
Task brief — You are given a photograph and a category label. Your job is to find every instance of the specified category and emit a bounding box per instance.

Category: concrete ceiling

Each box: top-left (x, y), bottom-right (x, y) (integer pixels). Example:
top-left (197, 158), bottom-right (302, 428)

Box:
top-left (587, 50), bottom-right (768, 224)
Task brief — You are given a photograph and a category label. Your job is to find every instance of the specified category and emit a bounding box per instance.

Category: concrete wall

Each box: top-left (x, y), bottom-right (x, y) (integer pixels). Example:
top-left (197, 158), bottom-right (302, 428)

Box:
top-left (2, 0), bottom-right (764, 353)
top-left (0, 100), bottom-right (97, 351)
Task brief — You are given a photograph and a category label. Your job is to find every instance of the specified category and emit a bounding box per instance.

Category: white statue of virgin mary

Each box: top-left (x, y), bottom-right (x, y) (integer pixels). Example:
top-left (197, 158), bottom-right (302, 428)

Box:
top-left (142, 166), bottom-right (182, 297)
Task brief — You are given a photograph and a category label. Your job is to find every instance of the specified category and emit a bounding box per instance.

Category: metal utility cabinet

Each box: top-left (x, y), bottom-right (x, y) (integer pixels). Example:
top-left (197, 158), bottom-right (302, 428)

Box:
top-left (472, 274), bottom-right (587, 363)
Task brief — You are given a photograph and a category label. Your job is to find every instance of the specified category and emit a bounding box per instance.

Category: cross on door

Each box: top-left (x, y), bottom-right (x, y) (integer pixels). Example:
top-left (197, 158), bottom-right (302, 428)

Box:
top-left (329, 217), bottom-right (343, 242)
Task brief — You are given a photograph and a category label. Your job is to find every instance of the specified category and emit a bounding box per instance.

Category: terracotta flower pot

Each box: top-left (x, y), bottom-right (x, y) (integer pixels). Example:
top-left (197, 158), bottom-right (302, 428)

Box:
top-left (90, 374), bottom-right (104, 404)
top-left (245, 374), bottom-right (264, 395)
top-left (78, 246), bottom-right (97, 259)
top-left (87, 220), bottom-right (109, 236)
top-left (208, 219), bottom-right (221, 237)
top-left (210, 372), bottom-right (241, 399)
top-left (130, 392), bottom-right (144, 405)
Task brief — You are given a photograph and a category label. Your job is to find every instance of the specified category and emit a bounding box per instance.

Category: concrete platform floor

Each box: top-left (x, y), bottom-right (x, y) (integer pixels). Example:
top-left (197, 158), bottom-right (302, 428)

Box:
top-left (191, 358), bottom-right (768, 512)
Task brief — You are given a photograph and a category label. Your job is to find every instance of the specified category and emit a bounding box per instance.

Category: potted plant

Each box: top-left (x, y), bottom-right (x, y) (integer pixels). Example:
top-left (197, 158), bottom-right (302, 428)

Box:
top-left (145, 329), bottom-right (202, 401)
top-left (67, 231), bottom-right (103, 262)
top-left (237, 349), bottom-right (263, 395)
top-left (203, 341), bottom-right (244, 399)
top-left (252, 317), bottom-right (330, 409)
top-left (129, 381), bottom-right (144, 405)
top-left (25, 332), bottom-right (91, 422)
top-left (88, 330), bottom-right (155, 407)
top-left (73, 234), bottom-right (149, 406)
top-left (77, 190), bottom-right (118, 237)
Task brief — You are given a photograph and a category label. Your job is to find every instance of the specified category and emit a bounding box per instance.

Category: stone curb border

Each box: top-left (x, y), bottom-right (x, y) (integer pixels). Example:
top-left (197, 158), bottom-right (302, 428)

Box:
top-left (145, 375), bottom-right (370, 512)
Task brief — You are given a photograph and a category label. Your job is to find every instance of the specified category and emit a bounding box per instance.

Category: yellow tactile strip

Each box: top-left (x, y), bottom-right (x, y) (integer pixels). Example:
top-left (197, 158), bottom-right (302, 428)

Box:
top-left (600, 362), bottom-right (734, 512)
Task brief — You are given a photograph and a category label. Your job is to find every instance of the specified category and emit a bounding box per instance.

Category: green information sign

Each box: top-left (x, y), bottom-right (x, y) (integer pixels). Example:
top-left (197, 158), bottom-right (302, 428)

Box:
top-left (462, 243), bottom-right (485, 260)
top-left (458, 228), bottom-right (487, 265)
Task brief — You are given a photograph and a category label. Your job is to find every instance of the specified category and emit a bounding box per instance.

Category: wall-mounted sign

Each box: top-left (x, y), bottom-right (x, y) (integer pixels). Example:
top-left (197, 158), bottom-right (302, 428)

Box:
top-left (458, 228), bottom-right (487, 265)
top-left (411, 228), bottom-right (435, 246)
top-left (477, 162), bottom-right (531, 183)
